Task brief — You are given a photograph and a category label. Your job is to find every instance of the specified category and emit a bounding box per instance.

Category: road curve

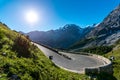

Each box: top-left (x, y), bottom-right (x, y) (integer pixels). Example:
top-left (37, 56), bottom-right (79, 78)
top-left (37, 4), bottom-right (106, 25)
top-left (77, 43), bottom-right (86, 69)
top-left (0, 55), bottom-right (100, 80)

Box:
top-left (34, 43), bottom-right (105, 73)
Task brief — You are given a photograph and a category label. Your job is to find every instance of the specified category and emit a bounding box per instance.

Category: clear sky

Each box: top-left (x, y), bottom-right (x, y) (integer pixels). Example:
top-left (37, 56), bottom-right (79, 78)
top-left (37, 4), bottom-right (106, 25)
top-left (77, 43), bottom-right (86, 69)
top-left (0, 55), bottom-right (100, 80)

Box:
top-left (0, 0), bottom-right (120, 32)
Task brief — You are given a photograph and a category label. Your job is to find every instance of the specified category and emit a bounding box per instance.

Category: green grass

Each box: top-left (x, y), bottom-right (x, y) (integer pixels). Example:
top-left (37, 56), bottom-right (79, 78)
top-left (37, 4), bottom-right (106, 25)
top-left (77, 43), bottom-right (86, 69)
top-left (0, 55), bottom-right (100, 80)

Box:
top-left (105, 47), bottom-right (120, 80)
top-left (0, 22), bottom-right (90, 80)
top-left (68, 38), bottom-right (95, 49)
top-left (82, 46), bottom-right (113, 55)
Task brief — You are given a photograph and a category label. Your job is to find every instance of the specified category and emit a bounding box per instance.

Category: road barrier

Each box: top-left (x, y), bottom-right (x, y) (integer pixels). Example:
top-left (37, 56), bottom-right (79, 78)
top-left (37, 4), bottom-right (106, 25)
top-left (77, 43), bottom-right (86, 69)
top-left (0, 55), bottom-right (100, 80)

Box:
top-left (32, 41), bottom-right (58, 53)
top-left (32, 41), bottom-right (72, 60)
top-left (84, 54), bottom-right (113, 75)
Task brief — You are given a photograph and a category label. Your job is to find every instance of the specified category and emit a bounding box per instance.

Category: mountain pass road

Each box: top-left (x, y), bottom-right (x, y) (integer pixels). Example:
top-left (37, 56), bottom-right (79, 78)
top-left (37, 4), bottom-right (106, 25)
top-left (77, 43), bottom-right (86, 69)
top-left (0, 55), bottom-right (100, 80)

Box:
top-left (34, 43), bottom-right (105, 73)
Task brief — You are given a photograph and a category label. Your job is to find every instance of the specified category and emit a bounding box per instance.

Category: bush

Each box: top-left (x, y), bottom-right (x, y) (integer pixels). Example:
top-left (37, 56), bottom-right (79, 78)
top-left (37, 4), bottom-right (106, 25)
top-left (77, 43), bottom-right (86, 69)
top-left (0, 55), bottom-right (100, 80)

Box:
top-left (82, 46), bottom-right (113, 55)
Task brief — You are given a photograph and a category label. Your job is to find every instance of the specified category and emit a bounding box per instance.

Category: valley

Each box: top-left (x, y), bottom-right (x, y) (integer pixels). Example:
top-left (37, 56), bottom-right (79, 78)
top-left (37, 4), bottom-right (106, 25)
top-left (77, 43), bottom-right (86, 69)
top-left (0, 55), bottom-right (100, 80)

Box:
top-left (0, 1), bottom-right (120, 80)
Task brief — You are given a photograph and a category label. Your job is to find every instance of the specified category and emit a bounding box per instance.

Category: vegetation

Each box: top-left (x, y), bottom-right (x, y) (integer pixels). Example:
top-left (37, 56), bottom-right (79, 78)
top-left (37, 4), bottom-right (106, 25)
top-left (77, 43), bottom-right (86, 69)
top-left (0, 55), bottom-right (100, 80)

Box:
top-left (82, 46), bottom-right (113, 55)
top-left (0, 22), bottom-right (89, 80)
top-left (105, 45), bottom-right (120, 80)
top-left (69, 38), bottom-right (94, 49)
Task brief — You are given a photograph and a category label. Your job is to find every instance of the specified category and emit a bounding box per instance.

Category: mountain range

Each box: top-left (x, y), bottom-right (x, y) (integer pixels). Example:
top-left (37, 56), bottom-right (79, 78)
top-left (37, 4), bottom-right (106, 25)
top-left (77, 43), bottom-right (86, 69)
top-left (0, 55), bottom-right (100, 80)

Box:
top-left (27, 4), bottom-right (120, 51)
top-left (27, 24), bottom-right (94, 49)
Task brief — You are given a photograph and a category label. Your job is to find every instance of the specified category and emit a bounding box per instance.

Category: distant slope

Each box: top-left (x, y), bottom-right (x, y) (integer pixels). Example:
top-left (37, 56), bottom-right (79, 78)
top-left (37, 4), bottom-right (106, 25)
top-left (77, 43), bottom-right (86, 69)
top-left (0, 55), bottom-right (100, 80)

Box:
top-left (0, 22), bottom-right (89, 80)
top-left (69, 5), bottom-right (120, 50)
top-left (27, 24), bottom-right (94, 49)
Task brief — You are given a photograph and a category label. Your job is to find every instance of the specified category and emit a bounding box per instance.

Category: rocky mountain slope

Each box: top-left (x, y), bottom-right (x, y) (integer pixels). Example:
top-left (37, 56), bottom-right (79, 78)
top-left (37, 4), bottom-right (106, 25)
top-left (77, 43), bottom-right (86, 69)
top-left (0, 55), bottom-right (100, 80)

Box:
top-left (87, 5), bottom-right (120, 37)
top-left (27, 24), bottom-right (94, 49)
top-left (69, 5), bottom-right (120, 50)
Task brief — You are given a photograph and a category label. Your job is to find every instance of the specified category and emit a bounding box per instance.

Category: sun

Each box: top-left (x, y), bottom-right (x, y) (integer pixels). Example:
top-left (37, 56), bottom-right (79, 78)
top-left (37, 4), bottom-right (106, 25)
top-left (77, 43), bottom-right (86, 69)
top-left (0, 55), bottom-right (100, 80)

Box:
top-left (24, 10), bottom-right (39, 24)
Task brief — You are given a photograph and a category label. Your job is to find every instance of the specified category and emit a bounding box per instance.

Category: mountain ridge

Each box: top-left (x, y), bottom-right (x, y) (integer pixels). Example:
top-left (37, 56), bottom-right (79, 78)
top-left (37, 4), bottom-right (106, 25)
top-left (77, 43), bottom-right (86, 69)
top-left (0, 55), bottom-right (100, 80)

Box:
top-left (87, 4), bottom-right (120, 38)
top-left (27, 24), bottom-right (94, 49)
top-left (69, 4), bottom-right (120, 50)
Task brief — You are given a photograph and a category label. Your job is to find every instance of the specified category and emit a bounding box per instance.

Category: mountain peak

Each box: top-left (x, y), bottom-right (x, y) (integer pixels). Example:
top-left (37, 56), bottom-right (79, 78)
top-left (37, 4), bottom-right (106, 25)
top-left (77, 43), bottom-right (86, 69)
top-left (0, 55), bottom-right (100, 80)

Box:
top-left (63, 24), bottom-right (81, 29)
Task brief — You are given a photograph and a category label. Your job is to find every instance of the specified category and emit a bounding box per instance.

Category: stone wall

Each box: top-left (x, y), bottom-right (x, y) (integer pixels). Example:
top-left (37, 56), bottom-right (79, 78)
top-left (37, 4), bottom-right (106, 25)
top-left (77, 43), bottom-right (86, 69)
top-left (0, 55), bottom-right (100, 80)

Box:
top-left (84, 54), bottom-right (113, 75)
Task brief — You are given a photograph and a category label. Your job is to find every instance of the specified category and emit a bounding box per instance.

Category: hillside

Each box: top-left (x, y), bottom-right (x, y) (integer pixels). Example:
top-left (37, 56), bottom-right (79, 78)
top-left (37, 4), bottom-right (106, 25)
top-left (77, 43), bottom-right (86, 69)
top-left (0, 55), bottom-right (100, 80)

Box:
top-left (105, 40), bottom-right (120, 80)
top-left (0, 22), bottom-right (89, 80)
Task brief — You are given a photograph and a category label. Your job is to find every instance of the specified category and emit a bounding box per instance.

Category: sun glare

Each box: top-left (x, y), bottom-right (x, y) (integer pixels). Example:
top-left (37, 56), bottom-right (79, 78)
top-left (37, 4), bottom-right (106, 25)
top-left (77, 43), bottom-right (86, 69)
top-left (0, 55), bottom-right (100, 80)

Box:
top-left (24, 10), bottom-right (39, 25)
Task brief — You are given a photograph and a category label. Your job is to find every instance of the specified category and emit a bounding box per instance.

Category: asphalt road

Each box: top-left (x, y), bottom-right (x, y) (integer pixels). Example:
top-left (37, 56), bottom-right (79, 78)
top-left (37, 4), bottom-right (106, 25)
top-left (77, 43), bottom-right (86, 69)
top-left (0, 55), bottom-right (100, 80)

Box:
top-left (34, 43), bottom-right (104, 73)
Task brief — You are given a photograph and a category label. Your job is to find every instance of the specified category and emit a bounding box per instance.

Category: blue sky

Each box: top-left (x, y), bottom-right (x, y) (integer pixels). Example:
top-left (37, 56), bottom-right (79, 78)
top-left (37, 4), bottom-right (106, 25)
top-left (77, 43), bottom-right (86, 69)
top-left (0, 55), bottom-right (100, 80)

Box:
top-left (0, 0), bottom-right (120, 32)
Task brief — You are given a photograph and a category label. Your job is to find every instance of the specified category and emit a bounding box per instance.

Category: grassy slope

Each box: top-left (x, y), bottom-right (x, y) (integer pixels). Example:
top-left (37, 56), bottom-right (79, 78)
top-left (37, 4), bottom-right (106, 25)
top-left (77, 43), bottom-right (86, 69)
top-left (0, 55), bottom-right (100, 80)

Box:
top-left (68, 38), bottom-right (94, 49)
top-left (0, 23), bottom-right (89, 80)
top-left (105, 45), bottom-right (120, 80)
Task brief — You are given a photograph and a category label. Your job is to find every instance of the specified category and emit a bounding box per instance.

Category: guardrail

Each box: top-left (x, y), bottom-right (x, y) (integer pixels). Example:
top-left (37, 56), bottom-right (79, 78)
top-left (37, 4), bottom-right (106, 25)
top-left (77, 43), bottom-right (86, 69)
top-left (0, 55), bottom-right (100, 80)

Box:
top-left (32, 41), bottom-right (72, 60)
top-left (58, 51), bottom-right (113, 74)
top-left (84, 54), bottom-right (113, 75)
top-left (32, 41), bottom-right (58, 53)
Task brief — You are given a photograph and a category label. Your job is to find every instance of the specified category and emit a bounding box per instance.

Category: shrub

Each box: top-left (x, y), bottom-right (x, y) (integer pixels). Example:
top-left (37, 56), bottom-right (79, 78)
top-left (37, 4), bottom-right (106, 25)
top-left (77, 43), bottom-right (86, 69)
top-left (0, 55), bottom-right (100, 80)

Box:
top-left (82, 46), bottom-right (113, 55)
